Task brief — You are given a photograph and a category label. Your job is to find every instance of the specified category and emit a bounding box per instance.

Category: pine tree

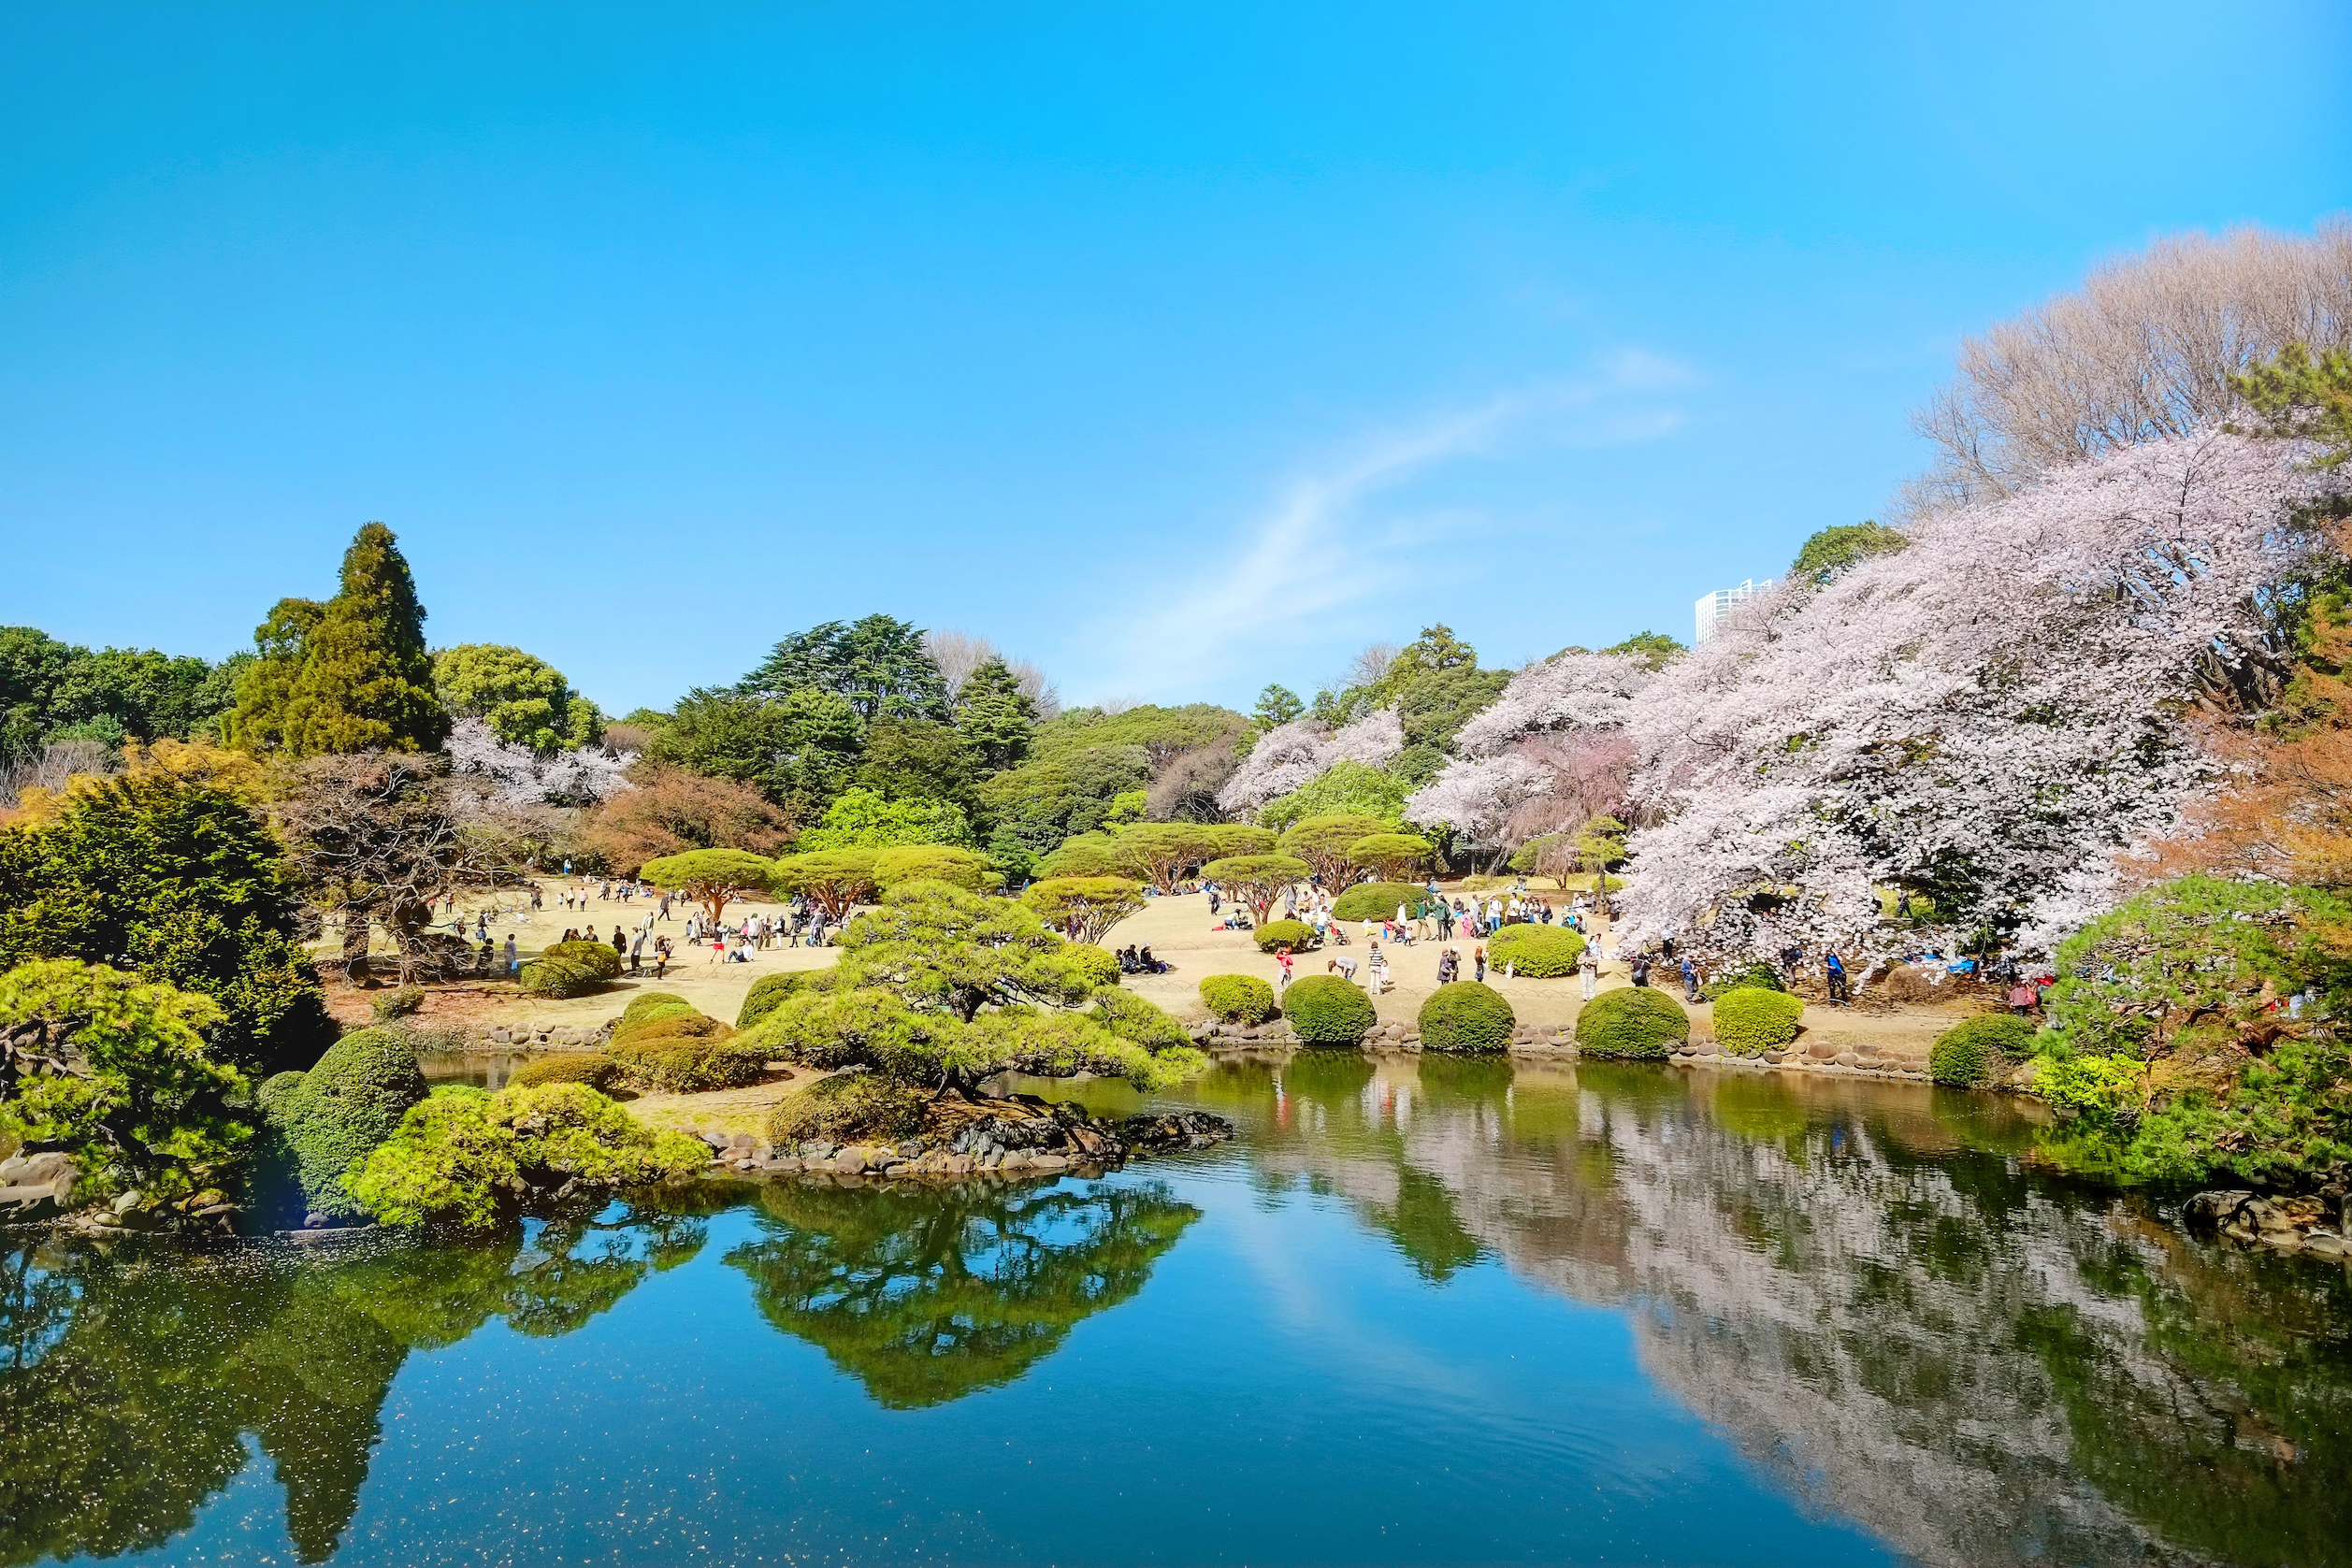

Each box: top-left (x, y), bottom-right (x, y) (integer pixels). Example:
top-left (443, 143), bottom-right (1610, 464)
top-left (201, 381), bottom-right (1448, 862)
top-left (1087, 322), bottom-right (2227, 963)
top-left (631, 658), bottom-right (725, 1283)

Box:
top-left (954, 657), bottom-right (1037, 771)
top-left (232, 524), bottom-right (447, 755)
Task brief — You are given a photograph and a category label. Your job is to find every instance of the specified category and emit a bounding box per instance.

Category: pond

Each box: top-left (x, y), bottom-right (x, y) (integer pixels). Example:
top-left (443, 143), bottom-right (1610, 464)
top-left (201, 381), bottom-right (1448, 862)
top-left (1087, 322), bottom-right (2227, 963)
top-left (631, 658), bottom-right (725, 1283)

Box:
top-left (3, 1057), bottom-right (2347, 1567)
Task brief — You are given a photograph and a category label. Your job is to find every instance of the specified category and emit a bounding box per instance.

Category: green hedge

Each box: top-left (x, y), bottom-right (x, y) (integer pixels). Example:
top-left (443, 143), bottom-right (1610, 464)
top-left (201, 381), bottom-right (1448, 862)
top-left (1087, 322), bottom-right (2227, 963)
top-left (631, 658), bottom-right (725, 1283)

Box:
top-left (1284, 974), bottom-right (1377, 1046)
top-left (543, 939), bottom-right (624, 980)
top-left (1418, 982), bottom-right (1514, 1053)
top-left (767, 1072), bottom-right (932, 1146)
top-left (1330, 883), bottom-right (1426, 923)
top-left (1930, 1013), bottom-right (2037, 1087)
top-left (519, 957), bottom-right (601, 998)
top-left (1699, 960), bottom-right (1785, 1002)
top-left (1574, 988), bottom-right (1689, 1059)
top-left (267, 1026), bottom-right (429, 1220)
top-left (1488, 924), bottom-right (1585, 978)
top-left (738, 971), bottom-right (819, 1029)
top-left (621, 991), bottom-right (690, 1027)
top-left (1254, 919), bottom-right (1321, 954)
top-left (509, 1054), bottom-right (622, 1092)
top-left (1712, 987), bottom-right (1805, 1056)
top-left (1200, 973), bottom-right (1278, 1024)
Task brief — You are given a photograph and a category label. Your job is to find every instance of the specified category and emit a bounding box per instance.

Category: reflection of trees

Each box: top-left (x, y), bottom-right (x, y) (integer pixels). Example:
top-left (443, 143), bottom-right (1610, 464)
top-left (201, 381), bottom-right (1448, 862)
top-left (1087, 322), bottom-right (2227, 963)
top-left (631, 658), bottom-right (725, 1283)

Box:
top-left (1203, 1056), bottom-right (2352, 1568)
top-left (726, 1179), bottom-right (1198, 1408)
top-left (0, 1201), bottom-right (695, 1566)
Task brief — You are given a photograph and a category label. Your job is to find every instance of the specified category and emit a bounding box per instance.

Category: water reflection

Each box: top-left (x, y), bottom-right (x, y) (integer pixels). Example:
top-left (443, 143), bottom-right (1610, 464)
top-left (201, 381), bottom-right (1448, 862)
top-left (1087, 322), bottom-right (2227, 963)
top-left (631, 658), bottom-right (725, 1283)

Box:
top-left (0, 1199), bottom-right (708, 1566)
top-left (1187, 1054), bottom-right (2352, 1568)
top-left (725, 1178), bottom-right (1199, 1408)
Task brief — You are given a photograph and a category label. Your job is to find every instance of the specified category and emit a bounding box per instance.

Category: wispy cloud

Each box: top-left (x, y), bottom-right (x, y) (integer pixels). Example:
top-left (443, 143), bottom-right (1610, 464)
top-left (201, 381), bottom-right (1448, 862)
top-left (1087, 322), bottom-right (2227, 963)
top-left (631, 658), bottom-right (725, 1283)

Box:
top-left (1077, 356), bottom-right (1692, 701)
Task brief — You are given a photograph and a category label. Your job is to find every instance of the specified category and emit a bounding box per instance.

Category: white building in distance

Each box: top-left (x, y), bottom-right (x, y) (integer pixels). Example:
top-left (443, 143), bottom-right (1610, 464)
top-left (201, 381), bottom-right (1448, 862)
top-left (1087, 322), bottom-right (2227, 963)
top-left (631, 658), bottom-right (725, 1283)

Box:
top-left (1695, 579), bottom-right (1770, 644)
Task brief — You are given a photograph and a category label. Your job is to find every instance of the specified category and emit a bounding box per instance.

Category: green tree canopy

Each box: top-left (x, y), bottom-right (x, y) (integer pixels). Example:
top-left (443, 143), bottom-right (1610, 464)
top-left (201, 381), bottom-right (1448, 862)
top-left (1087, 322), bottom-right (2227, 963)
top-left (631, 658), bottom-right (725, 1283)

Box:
top-left (855, 717), bottom-right (980, 817)
top-left (2235, 342), bottom-right (2352, 468)
top-left (1109, 822), bottom-right (1218, 893)
top-left (1349, 832), bottom-right (1432, 881)
top-left (1277, 813), bottom-right (1392, 885)
top-left (1020, 875), bottom-right (1147, 944)
top-left (952, 658), bottom-right (1038, 771)
top-left (645, 685), bottom-right (862, 813)
top-left (0, 958), bottom-right (249, 1203)
top-left (1252, 683), bottom-right (1304, 730)
top-left (1790, 521), bottom-right (1908, 584)
top-left (1599, 630), bottom-right (1687, 670)
top-left (739, 613), bottom-right (949, 721)
top-left (1033, 832), bottom-right (1139, 879)
top-left (432, 644), bottom-right (604, 752)
top-left (640, 848), bottom-right (778, 925)
top-left (794, 785), bottom-right (974, 852)
top-left (0, 770), bottom-right (330, 1075)
top-left (1200, 853), bottom-right (1311, 925)
top-left (773, 848), bottom-right (882, 921)
top-left (1259, 759), bottom-right (1411, 834)
top-left (231, 523), bottom-right (448, 756)
top-left (0, 628), bottom-right (235, 761)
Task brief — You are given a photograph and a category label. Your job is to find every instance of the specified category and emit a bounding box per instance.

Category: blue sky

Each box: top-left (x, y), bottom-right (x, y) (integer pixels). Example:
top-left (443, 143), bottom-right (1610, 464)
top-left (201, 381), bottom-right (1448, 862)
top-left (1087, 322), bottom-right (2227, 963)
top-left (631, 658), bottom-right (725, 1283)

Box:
top-left (2, 2), bottom-right (2345, 715)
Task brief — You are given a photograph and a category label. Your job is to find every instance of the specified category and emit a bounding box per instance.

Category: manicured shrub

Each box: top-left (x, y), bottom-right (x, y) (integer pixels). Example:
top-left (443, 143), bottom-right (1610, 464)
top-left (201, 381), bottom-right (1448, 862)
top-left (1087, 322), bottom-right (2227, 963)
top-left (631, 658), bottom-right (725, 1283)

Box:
top-left (1284, 974), bottom-right (1377, 1047)
top-left (371, 985), bottom-right (426, 1022)
top-left (1200, 973), bottom-right (1278, 1024)
top-left (519, 957), bottom-right (600, 998)
top-left (348, 1080), bottom-right (708, 1230)
top-left (610, 1031), bottom-right (766, 1093)
top-left (738, 971), bottom-right (816, 1029)
top-left (766, 1072), bottom-right (932, 1146)
top-left (542, 940), bottom-right (623, 980)
top-left (621, 991), bottom-right (691, 1027)
top-left (1699, 960), bottom-right (1785, 1001)
top-left (612, 1007), bottom-right (721, 1049)
top-left (872, 845), bottom-right (991, 892)
top-left (1712, 987), bottom-right (1806, 1056)
top-left (1930, 1013), bottom-right (2038, 1088)
top-left (270, 1025), bottom-right (429, 1220)
top-left (508, 1054), bottom-right (622, 1091)
top-left (1065, 944), bottom-right (1121, 989)
top-left (1089, 986), bottom-right (1192, 1053)
top-left (1575, 988), bottom-right (1689, 1059)
top-left (1330, 882), bottom-right (1426, 924)
top-left (1418, 982), bottom-right (1515, 1053)
top-left (1253, 919), bottom-right (1321, 954)
top-left (1487, 924), bottom-right (1585, 978)
top-left (255, 1070), bottom-right (308, 1119)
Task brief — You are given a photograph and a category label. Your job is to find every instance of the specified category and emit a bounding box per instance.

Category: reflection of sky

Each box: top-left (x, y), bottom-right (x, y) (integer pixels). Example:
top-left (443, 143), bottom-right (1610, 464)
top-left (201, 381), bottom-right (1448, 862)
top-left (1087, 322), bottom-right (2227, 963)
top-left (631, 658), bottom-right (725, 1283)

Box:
top-left (116, 1163), bottom-right (1893, 1568)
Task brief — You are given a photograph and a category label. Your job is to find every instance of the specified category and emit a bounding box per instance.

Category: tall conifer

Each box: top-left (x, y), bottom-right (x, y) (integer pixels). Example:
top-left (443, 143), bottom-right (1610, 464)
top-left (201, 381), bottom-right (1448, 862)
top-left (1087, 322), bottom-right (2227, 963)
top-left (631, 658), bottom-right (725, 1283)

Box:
top-left (230, 523), bottom-right (447, 755)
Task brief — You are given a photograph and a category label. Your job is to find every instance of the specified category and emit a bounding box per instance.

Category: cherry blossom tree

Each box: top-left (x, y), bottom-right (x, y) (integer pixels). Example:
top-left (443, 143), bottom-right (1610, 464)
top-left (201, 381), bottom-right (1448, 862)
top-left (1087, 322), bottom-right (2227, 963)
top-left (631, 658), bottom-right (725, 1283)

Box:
top-left (1216, 708), bottom-right (1403, 817)
top-left (446, 716), bottom-right (635, 808)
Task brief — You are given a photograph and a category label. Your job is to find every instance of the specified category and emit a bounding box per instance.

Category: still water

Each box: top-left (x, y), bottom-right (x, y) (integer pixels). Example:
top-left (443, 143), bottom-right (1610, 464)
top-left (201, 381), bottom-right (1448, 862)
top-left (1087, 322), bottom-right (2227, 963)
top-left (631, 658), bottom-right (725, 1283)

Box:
top-left (3, 1056), bottom-right (2347, 1567)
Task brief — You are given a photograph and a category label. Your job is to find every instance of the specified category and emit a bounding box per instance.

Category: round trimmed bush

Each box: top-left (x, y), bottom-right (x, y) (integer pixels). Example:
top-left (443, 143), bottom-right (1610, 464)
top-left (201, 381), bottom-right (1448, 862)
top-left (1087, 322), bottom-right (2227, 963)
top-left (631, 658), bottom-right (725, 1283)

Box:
top-left (1712, 987), bottom-right (1806, 1056)
top-left (613, 1006), bottom-right (719, 1048)
top-left (1065, 943), bottom-right (1121, 989)
top-left (1283, 974), bottom-right (1377, 1046)
top-left (1330, 882), bottom-right (1426, 924)
top-left (519, 957), bottom-right (600, 998)
top-left (1699, 961), bottom-right (1785, 1002)
top-left (271, 1026), bottom-right (429, 1219)
top-left (1200, 973), bottom-right (1278, 1024)
top-left (371, 985), bottom-right (426, 1022)
top-left (509, 1054), bottom-right (622, 1092)
top-left (621, 991), bottom-right (691, 1028)
top-left (544, 939), bottom-right (624, 980)
top-left (1574, 988), bottom-right (1690, 1059)
top-left (767, 1072), bottom-right (932, 1145)
top-left (1253, 919), bottom-right (1321, 954)
top-left (1417, 982), bottom-right (1514, 1053)
top-left (1487, 925), bottom-right (1586, 978)
top-left (612, 1032), bottom-right (765, 1093)
top-left (1930, 1013), bottom-right (2038, 1087)
top-left (738, 971), bottom-right (816, 1029)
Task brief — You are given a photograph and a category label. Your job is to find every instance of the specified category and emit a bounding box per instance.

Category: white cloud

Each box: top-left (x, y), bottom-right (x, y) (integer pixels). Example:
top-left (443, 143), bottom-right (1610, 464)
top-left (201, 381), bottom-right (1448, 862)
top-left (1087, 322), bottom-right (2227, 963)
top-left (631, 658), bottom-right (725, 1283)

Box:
top-left (1075, 357), bottom-right (1691, 702)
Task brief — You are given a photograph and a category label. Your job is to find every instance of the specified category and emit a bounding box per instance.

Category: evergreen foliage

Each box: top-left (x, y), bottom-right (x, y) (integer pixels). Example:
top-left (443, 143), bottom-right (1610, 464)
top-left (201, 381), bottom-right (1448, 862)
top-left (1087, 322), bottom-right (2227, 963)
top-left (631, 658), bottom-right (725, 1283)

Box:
top-left (506, 1054), bottom-right (623, 1091)
top-left (1251, 919), bottom-right (1320, 953)
top-left (1019, 875), bottom-right (1147, 943)
top-left (873, 843), bottom-right (991, 892)
top-left (645, 685), bottom-right (861, 813)
top-left (1202, 853), bottom-right (1311, 926)
top-left (1790, 521), bottom-right (1908, 584)
top-left (1598, 630), bottom-right (1686, 671)
top-left (1034, 832), bottom-right (1137, 878)
top-left (1930, 1014), bottom-right (2037, 1087)
top-left (0, 768), bottom-right (331, 1075)
top-left (766, 1072), bottom-right (932, 1144)
top-left (1574, 987), bottom-right (1689, 1058)
top-left (1417, 981), bottom-right (1514, 1053)
top-left (232, 524), bottom-right (448, 755)
top-left (1712, 987), bottom-right (1806, 1056)
top-left (739, 614), bottom-right (949, 721)
top-left (0, 958), bottom-right (249, 1203)
top-left (1282, 974), bottom-right (1377, 1046)
top-left (1259, 761), bottom-right (1412, 834)
top-left (1486, 924), bottom-right (1585, 977)
top-left (1253, 683), bottom-right (1304, 730)
top-left (952, 657), bottom-right (1038, 770)
top-left (772, 848), bottom-right (881, 920)
top-left (854, 718), bottom-right (981, 820)
top-left (1199, 973), bottom-right (1277, 1024)
top-left (738, 971), bottom-right (816, 1029)
top-left (794, 785), bottom-right (973, 851)
top-left (1330, 882), bottom-right (1427, 923)
top-left (263, 1026), bottom-right (429, 1220)
top-left (639, 847), bottom-right (776, 924)
top-left (432, 643), bottom-right (604, 752)
top-left (0, 626), bottom-right (237, 760)
top-left (1277, 813), bottom-right (1392, 885)
top-left (1109, 822), bottom-right (1217, 892)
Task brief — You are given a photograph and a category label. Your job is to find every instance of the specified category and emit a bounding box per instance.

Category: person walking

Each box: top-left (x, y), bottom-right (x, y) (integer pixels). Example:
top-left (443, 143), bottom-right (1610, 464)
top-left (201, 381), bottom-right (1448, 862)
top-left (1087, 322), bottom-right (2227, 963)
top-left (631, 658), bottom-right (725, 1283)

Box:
top-left (1825, 950), bottom-right (1849, 1003)
top-left (1681, 956), bottom-right (1699, 1002)
top-left (1578, 941), bottom-right (1599, 1001)
top-left (1276, 945), bottom-right (1294, 989)
top-left (1473, 943), bottom-right (1487, 983)
top-left (630, 928), bottom-right (647, 974)
top-left (503, 934), bottom-right (519, 977)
